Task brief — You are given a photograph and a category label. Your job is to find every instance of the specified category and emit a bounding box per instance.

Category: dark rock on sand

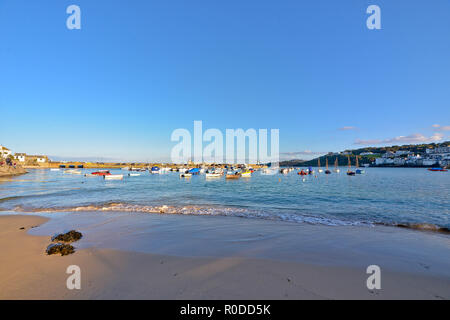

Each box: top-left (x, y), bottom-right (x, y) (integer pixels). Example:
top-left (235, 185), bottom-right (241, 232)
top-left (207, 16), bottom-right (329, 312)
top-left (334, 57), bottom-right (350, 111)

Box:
top-left (19, 227), bottom-right (25, 230)
top-left (46, 243), bottom-right (75, 256)
top-left (52, 230), bottom-right (83, 243)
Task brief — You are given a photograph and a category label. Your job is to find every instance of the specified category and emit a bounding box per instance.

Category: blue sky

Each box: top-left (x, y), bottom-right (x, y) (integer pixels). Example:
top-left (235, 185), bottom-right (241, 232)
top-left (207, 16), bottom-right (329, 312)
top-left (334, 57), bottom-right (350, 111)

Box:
top-left (0, 0), bottom-right (449, 161)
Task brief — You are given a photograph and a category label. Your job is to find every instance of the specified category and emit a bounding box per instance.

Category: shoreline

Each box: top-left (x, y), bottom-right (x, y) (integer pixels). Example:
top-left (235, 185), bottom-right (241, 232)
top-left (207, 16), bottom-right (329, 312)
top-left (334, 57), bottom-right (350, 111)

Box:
top-left (1, 214), bottom-right (449, 299)
top-left (0, 166), bottom-right (28, 178)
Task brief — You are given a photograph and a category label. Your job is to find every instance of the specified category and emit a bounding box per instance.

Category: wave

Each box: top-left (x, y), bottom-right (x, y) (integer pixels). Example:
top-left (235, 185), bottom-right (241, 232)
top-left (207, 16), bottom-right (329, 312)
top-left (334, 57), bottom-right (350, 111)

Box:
top-left (391, 223), bottom-right (449, 234)
top-left (11, 201), bottom-right (369, 227)
top-left (9, 202), bottom-right (449, 234)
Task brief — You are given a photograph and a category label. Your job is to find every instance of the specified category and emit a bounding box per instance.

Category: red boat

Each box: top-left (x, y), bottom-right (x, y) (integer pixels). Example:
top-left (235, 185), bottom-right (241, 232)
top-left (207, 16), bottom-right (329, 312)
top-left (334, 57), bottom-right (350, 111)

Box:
top-left (92, 171), bottom-right (111, 176)
top-left (428, 168), bottom-right (448, 172)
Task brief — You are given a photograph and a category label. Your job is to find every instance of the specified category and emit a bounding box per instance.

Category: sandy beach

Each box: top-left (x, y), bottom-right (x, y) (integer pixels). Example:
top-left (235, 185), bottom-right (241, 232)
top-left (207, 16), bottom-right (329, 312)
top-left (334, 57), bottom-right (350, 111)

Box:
top-left (0, 214), bottom-right (449, 300)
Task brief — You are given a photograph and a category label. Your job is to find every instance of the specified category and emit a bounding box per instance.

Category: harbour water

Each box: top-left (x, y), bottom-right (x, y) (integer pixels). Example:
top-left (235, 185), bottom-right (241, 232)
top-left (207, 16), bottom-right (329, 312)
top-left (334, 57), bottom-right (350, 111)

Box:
top-left (0, 167), bottom-right (449, 231)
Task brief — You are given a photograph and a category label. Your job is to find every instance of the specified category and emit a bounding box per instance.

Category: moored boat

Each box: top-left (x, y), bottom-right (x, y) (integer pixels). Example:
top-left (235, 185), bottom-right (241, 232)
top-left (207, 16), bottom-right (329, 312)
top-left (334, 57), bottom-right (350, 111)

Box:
top-left (241, 170), bottom-right (252, 177)
top-left (346, 155), bottom-right (355, 176)
top-left (355, 156), bottom-right (365, 174)
top-left (104, 174), bottom-right (123, 180)
top-left (318, 158), bottom-right (323, 173)
top-left (334, 158), bottom-right (340, 173)
top-left (205, 173), bottom-right (222, 178)
top-left (180, 173), bottom-right (192, 178)
top-left (92, 170), bottom-right (111, 176)
top-left (325, 158), bottom-right (331, 174)
top-left (428, 168), bottom-right (448, 172)
top-left (226, 172), bottom-right (241, 179)
top-left (151, 166), bottom-right (160, 174)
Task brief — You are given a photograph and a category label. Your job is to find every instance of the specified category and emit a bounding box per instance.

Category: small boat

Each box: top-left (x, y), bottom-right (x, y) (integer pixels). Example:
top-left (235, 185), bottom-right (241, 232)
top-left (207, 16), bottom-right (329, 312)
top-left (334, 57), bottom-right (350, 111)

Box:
top-left (92, 170), bottom-right (111, 176)
top-left (308, 167), bottom-right (314, 175)
top-left (121, 167), bottom-right (130, 171)
top-left (428, 168), bottom-right (448, 172)
top-left (334, 158), bottom-right (340, 173)
top-left (104, 174), bottom-right (123, 180)
top-left (241, 170), bottom-right (252, 177)
top-left (180, 173), bottom-right (192, 178)
top-left (355, 156), bottom-right (365, 174)
top-left (151, 166), bottom-right (160, 174)
top-left (188, 168), bottom-right (200, 175)
top-left (298, 169), bottom-right (308, 176)
top-left (280, 168), bottom-right (289, 174)
top-left (346, 155), bottom-right (355, 176)
top-left (325, 158), bottom-right (331, 174)
top-left (160, 167), bottom-right (171, 173)
top-left (50, 168), bottom-right (60, 171)
top-left (226, 172), bottom-right (241, 179)
top-left (66, 169), bottom-right (82, 175)
top-left (128, 173), bottom-right (141, 177)
top-left (205, 173), bottom-right (222, 178)
top-left (261, 168), bottom-right (277, 175)
top-left (318, 158), bottom-right (323, 173)
top-left (84, 173), bottom-right (98, 178)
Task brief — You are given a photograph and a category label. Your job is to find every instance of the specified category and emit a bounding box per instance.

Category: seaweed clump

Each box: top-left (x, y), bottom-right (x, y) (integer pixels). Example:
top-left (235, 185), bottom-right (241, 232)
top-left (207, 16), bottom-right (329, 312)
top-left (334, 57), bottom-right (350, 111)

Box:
top-left (46, 243), bottom-right (75, 256)
top-left (52, 230), bottom-right (83, 243)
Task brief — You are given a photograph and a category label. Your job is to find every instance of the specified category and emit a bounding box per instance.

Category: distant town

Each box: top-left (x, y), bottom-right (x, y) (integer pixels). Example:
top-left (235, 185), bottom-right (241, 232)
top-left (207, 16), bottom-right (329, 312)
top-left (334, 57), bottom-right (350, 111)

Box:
top-left (1, 141), bottom-right (450, 169)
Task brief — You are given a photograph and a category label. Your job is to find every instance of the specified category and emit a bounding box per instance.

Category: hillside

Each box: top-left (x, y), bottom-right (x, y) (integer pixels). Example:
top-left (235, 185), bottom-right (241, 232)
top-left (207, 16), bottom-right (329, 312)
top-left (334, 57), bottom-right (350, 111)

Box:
top-left (280, 141), bottom-right (450, 167)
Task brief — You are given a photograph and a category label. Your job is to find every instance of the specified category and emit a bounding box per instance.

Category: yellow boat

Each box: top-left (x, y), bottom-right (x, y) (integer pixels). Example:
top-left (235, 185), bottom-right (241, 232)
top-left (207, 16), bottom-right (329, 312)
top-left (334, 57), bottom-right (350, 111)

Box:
top-left (241, 170), bottom-right (252, 177)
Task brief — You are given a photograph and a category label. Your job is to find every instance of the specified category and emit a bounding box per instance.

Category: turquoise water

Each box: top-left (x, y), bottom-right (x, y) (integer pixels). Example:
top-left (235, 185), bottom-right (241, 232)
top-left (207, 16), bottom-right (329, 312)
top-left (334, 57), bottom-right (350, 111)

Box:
top-left (0, 168), bottom-right (449, 230)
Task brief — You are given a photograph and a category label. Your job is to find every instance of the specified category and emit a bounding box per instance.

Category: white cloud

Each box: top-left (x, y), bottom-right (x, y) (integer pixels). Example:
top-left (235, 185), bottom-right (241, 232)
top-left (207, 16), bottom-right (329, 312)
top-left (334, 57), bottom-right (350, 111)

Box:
top-left (339, 126), bottom-right (358, 131)
top-left (431, 124), bottom-right (450, 131)
top-left (280, 150), bottom-right (326, 160)
top-left (354, 133), bottom-right (444, 145)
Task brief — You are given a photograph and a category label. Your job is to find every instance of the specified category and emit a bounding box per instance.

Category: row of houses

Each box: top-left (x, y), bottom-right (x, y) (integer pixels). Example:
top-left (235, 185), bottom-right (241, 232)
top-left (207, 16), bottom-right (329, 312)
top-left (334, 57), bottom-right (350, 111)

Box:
top-left (0, 145), bottom-right (49, 164)
top-left (375, 147), bottom-right (450, 167)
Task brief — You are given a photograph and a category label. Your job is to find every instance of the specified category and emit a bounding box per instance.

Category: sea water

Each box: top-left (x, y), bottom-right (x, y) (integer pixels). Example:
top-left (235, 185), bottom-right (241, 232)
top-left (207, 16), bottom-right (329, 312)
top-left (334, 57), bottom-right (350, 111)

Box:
top-left (0, 167), bottom-right (449, 230)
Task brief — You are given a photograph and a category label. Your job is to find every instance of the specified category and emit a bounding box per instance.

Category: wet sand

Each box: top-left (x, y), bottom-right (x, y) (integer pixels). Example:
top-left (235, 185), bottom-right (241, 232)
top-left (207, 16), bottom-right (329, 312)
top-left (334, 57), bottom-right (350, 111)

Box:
top-left (0, 215), bottom-right (449, 299)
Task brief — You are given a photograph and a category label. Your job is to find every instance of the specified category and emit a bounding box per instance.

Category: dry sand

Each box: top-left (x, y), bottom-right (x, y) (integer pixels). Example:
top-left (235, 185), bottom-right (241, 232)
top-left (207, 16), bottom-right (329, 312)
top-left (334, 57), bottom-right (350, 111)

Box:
top-left (0, 215), bottom-right (448, 300)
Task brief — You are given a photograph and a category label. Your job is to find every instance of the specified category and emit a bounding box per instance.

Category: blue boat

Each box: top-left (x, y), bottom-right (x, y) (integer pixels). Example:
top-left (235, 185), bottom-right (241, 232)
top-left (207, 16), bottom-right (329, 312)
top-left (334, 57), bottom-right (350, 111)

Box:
top-left (188, 168), bottom-right (200, 175)
top-left (151, 166), bottom-right (160, 174)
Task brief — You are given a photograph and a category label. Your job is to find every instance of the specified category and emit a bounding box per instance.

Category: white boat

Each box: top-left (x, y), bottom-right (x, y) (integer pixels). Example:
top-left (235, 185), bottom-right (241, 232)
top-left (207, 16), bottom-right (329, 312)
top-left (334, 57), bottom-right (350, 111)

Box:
top-left (104, 174), bottom-right (123, 180)
top-left (317, 158), bottom-right (323, 173)
top-left (205, 173), bottom-right (222, 178)
top-left (84, 173), bottom-right (98, 178)
top-left (261, 168), bottom-right (277, 175)
top-left (50, 168), bottom-right (60, 171)
top-left (65, 169), bottom-right (82, 174)
top-left (333, 158), bottom-right (340, 173)
top-left (180, 173), bottom-right (192, 178)
top-left (121, 167), bottom-right (130, 171)
top-left (128, 173), bottom-right (141, 177)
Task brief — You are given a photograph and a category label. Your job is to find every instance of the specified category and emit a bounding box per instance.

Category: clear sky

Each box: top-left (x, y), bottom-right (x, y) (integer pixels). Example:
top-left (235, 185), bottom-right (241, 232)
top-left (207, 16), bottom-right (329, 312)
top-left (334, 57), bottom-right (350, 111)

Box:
top-left (1, 0), bottom-right (449, 162)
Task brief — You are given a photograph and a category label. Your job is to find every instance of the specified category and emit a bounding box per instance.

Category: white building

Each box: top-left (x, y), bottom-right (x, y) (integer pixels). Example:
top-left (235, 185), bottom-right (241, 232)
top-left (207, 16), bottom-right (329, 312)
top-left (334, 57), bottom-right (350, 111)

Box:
top-left (14, 153), bottom-right (48, 163)
top-left (14, 153), bottom-right (26, 162)
top-left (395, 150), bottom-right (411, 156)
top-left (426, 147), bottom-right (450, 154)
top-left (0, 145), bottom-right (12, 158)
